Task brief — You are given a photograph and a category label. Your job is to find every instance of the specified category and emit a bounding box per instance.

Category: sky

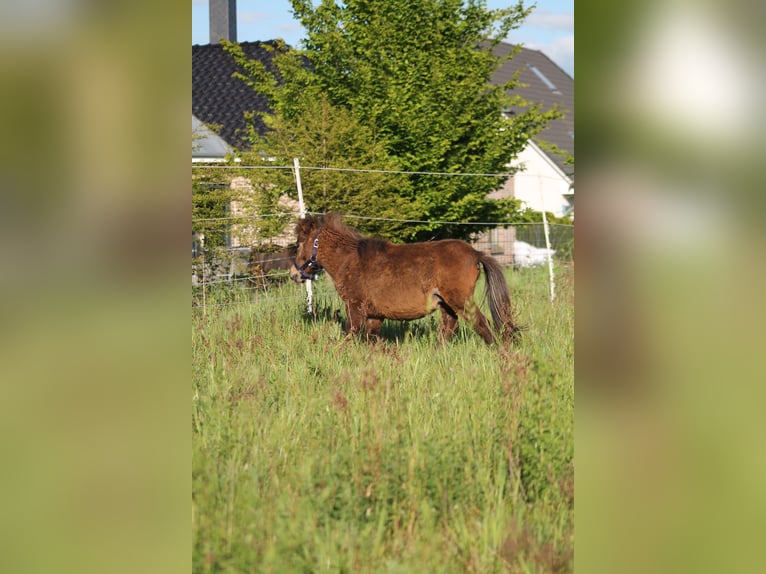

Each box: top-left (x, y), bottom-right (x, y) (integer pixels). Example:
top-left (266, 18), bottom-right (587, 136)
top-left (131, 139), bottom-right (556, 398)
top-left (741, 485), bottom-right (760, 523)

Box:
top-left (191, 0), bottom-right (574, 77)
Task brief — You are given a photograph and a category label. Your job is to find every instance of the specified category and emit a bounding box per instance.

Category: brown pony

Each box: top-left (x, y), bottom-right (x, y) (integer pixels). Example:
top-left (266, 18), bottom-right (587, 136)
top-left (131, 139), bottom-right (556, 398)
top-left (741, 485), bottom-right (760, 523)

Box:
top-left (248, 245), bottom-right (298, 287)
top-left (289, 213), bottom-right (519, 344)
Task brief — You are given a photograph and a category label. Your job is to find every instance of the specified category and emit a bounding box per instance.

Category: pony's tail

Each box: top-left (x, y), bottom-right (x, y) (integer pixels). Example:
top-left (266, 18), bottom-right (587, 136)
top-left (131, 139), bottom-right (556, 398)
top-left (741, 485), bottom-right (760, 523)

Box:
top-left (479, 253), bottom-right (522, 342)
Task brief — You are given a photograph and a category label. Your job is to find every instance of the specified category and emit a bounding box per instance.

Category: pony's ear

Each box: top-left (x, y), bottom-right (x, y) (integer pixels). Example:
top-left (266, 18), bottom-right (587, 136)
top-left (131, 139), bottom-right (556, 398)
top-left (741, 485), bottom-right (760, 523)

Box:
top-left (295, 215), bottom-right (317, 240)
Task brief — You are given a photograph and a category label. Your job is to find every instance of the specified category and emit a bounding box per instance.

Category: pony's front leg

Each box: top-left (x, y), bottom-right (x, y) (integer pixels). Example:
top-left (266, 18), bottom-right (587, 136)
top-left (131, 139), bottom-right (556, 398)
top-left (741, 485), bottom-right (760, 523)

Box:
top-left (343, 300), bottom-right (366, 337)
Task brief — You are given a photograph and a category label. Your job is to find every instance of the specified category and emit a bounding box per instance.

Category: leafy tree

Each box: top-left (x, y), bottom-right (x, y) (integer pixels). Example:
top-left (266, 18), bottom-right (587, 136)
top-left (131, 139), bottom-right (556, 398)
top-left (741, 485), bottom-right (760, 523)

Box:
top-left (192, 120), bottom-right (293, 253)
top-left (223, 42), bottom-right (415, 240)
top-left (515, 206), bottom-right (573, 225)
top-left (191, 166), bottom-right (234, 251)
top-left (224, 0), bottom-right (561, 242)
top-left (192, 161), bottom-right (299, 252)
top-left (192, 124), bottom-right (236, 251)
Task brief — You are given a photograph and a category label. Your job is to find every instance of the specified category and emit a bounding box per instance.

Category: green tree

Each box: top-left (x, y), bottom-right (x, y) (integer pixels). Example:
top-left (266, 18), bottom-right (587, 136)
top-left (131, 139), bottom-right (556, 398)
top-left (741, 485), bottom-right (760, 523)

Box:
top-left (223, 41), bottom-right (417, 240)
top-left (192, 125), bottom-right (238, 252)
top-left (191, 166), bottom-right (234, 251)
top-left (226, 0), bottom-right (561, 241)
top-left (192, 161), bottom-right (300, 251)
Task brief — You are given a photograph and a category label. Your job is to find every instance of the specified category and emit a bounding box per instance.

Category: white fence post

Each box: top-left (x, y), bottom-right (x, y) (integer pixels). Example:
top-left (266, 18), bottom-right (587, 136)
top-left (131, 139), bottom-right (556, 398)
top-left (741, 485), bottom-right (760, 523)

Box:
top-left (538, 175), bottom-right (556, 303)
top-left (293, 158), bottom-right (313, 314)
top-left (199, 233), bottom-right (207, 316)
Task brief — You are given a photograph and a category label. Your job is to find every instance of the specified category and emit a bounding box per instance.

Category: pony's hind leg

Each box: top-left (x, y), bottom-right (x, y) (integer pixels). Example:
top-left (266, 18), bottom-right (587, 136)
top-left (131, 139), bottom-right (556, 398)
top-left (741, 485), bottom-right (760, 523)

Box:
top-left (365, 318), bottom-right (383, 341)
top-left (462, 299), bottom-right (494, 344)
top-left (435, 290), bottom-right (493, 344)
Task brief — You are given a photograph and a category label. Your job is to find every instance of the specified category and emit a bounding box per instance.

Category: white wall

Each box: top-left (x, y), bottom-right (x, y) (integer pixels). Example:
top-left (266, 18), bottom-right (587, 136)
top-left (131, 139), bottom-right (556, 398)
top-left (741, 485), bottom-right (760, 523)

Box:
top-left (192, 115), bottom-right (231, 162)
top-left (506, 142), bottom-right (573, 217)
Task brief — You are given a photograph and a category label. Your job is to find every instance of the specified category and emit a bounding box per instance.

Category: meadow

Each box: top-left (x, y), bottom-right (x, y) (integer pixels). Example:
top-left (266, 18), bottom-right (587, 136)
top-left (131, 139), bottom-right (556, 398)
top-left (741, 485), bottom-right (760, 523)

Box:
top-left (192, 265), bottom-right (573, 573)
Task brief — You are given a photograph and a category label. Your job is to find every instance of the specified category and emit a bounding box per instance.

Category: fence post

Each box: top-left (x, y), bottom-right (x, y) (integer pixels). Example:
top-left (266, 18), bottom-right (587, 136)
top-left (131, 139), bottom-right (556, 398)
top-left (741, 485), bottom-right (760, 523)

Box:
top-left (538, 175), bottom-right (556, 303)
top-left (199, 233), bottom-right (207, 316)
top-left (293, 158), bottom-right (313, 314)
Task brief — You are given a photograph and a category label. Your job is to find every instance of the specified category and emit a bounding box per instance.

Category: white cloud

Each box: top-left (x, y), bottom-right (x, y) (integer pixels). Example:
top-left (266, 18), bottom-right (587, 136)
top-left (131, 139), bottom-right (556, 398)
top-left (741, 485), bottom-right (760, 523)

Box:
top-left (239, 12), bottom-right (272, 25)
top-left (526, 10), bottom-right (574, 32)
top-left (547, 35), bottom-right (574, 64)
top-left (526, 35), bottom-right (574, 76)
top-left (277, 22), bottom-right (305, 35)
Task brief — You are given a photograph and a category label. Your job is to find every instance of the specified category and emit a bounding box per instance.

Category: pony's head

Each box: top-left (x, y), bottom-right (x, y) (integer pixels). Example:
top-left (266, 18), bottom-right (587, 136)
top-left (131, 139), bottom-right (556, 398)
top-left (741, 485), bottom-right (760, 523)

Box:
top-left (289, 215), bottom-right (324, 283)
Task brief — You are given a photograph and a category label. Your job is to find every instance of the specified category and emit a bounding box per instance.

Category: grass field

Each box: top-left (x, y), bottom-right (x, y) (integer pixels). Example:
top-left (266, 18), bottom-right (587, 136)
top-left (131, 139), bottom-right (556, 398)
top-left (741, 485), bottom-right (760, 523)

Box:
top-left (192, 265), bottom-right (573, 573)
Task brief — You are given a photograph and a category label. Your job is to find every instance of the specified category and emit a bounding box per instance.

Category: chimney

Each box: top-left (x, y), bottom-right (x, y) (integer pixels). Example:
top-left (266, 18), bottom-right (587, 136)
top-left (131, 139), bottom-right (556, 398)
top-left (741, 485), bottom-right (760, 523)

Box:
top-left (210, 0), bottom-right (237, 44)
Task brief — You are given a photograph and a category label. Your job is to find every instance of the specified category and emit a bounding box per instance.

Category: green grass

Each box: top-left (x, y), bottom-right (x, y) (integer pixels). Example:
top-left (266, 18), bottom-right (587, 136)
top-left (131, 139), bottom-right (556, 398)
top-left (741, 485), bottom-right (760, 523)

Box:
top-left (192, 266), bottom-right (573, 573)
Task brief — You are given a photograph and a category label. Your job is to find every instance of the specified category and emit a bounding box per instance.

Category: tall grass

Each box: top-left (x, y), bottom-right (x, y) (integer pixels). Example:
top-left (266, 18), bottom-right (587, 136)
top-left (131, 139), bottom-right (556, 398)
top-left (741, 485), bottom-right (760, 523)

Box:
top-left (192, 266), bottom-right (573, 573)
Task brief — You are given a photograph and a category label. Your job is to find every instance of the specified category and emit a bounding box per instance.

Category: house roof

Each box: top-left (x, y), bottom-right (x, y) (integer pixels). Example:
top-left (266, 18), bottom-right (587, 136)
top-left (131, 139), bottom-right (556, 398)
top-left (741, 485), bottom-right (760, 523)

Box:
top-left (490, 43), bottom-right (574, 177)
top-left (192, 40), bottom-right (573, 173)
top-left (192, 41), bottom-right (284, 151)
top-left (192, 115), bottom-right (232, 161)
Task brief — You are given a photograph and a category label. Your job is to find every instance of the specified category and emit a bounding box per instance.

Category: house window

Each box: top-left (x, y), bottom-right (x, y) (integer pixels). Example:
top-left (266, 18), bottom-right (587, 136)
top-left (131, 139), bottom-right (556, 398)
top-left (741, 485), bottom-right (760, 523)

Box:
top-left (528, 64), bottom-right (562, 95)
top-left (192, 233), bottom-right (202, 258)
top-left (489, 227), bottom-right (504, 255)
top-left (563, 197), bottom-right (574, 217)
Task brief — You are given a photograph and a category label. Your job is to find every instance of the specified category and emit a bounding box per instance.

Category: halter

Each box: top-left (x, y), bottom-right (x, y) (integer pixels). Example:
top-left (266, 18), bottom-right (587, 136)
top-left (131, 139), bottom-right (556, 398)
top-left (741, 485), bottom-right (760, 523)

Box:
top-left (293, 235), bottom-right (323, 281)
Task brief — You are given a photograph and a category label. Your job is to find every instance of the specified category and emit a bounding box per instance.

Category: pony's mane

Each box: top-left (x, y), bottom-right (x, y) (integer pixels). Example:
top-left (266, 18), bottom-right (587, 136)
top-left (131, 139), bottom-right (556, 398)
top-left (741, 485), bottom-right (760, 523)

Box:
top-left (323, 213), bottom-right (393, 256)
top-left (299, 213), bottom-right (390, 256)
top-left (320, 212), bottom-right (363, 244)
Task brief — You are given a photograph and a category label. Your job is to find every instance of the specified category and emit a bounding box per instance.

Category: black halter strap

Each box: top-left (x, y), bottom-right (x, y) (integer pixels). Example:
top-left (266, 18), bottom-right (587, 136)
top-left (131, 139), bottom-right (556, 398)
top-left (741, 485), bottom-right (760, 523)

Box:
top-left (293, 234), bottom-right (323, 281)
